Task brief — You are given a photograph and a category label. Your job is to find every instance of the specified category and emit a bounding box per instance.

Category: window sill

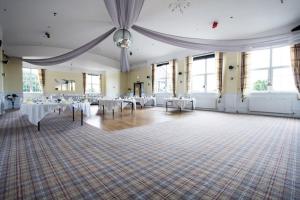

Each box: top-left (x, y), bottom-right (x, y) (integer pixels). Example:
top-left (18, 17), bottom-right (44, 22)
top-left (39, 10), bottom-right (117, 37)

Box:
top-left (249, 91), bottom-right (298, 95)
top-left (190, 92), bottom-right (218, 95)
top-left (23, 92), bottom-right (43, 94)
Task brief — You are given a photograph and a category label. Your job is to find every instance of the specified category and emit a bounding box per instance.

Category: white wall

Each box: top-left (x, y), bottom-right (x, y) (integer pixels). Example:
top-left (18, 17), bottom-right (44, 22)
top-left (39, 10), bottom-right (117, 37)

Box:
top-left (105, 70), bottom-right (121, 98)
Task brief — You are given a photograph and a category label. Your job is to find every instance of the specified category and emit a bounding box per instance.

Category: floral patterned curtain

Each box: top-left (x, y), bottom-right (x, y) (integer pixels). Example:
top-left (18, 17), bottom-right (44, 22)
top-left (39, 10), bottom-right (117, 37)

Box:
top-left (291, 44), bottom-right (300, 97)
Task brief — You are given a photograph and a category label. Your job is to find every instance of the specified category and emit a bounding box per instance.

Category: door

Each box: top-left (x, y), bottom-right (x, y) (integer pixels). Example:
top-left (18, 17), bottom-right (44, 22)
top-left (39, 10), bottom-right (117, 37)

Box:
top-left (134, 82), bottom-right (144, 97)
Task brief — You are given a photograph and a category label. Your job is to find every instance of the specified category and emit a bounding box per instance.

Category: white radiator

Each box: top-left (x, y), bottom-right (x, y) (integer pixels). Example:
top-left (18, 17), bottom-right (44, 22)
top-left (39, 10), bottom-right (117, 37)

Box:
top-left (155, 93), bottom-right (173, 106)
top-left (249, 93), bottom-right (296, 114)
top-left (190, 93), bottom-right (218, 109)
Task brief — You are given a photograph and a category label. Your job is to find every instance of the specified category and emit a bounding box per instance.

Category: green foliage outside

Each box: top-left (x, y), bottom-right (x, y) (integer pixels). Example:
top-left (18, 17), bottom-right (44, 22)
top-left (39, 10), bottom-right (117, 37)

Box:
top-left (23, 70), bottom-right (42, 93)
top-left (253, 80), bottom-right (268, 91)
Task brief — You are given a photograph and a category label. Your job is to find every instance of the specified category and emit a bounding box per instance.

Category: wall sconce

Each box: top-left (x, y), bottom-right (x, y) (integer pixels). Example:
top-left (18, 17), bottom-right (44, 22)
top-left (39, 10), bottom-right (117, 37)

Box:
top-left (228, 66), bottom-right (235, 80)
top-left (146, 75), bottom-right (150, 79)
top-left (178, 72), bottom-right (183, 75)
top-left (2, 73), bottom-right (5, 77)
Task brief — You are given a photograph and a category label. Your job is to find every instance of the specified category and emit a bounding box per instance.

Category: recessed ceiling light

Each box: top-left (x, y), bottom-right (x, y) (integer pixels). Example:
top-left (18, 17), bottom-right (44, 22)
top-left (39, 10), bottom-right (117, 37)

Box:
top-left (230, 16), bottom-right (234, 19)
top-left (52, 12), bottom-right (57, 16)
top-left (3, 8), bottom-right (7, 12)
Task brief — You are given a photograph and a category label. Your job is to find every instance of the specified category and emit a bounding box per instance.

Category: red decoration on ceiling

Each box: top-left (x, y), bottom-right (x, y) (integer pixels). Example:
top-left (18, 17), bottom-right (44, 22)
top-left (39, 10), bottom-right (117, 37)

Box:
top-left (212, 21), bottom-right (218, 29)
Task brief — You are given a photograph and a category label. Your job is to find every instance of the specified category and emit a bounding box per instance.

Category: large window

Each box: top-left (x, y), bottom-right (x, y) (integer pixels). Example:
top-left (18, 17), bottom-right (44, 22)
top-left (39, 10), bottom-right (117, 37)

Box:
top-left (155, 62), bottom-right (172, 93)
top-left (191, 54), bottom-right (217, 92)
top-left (22, 68), bottom-right (42, 93)
top-left (86, 74), bottom-right (101, 93)
top-left (248, 46), bottom-right (296, 92)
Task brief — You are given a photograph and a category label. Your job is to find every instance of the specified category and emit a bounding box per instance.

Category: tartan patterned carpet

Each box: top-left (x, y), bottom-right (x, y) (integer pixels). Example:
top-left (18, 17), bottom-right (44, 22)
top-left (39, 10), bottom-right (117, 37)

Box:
top-left (0, 110), bottom-right (299, 200)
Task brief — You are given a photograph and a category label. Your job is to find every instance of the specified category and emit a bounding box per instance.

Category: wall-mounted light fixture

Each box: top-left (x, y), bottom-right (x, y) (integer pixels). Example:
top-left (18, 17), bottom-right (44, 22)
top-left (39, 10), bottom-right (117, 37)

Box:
top-left (178, 72), bottom-right (183, 75)
top-left (146, 75), bottom-right (150, 79)
top-left (2, 53), bottom-right (8, 64)
top-left (228, 65), bottom-right (235, 80)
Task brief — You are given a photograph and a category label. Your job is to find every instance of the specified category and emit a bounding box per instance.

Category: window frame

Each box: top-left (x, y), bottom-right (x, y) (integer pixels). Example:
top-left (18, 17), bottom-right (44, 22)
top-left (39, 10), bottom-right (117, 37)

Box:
top-left (22, 68), bottom-right (43, 93)
top-left (248, 47), bottom-right (296, 93)
top-left (86, 74), bottom-right (101, 94)
top-left (155, 62), bottom-right (172, 93)
top-left (191, 54), bottom-right (217, 93)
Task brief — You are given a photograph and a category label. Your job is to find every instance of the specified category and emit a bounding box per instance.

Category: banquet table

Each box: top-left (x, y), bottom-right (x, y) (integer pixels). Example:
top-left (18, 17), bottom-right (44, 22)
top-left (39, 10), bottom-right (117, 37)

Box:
top-left (20, 102), bottom-right (91, 130)
top-left (98, 98), bottom-right (136, 116)
top-left (64, 102), bottom-right (92, 125)
top-left (165, 98), bottom-right (196, 112)
top-left (134, 96), bottom-right (156, 108)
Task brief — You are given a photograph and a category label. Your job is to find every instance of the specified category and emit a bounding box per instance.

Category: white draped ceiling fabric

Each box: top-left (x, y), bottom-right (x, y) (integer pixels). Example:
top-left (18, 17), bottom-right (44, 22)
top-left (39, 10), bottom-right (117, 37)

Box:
top-left (23, 27), bottom-right (116, 66)
top-left (132, 25), bottom-right (300, 52)
top-left (22, 0), bottom-right (300, 72)
top-left (104, 0), bottom-right (144, 72)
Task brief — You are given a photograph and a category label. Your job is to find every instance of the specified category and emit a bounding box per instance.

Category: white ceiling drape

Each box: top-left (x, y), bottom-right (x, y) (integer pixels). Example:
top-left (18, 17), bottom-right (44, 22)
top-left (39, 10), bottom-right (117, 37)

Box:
top-left (23, 27), bottom-right (116, 66)
top-left (104, 0), bottom-right (144, 72)
top-left (132, 25), bottom-right (300, 52)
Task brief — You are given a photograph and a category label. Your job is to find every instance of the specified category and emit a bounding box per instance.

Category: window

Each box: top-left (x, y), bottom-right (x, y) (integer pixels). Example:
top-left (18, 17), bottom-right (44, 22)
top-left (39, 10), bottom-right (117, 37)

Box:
top-left (22, 68), bottom-right (42, 93)
top-left (86, 74), bottom-right (101, 93)
top-left (248, 46), bottom-right (296, 92)
top-left (155, 62), bottom-right (172, 93)
top-left (191, 54), bottom-right (217, 92)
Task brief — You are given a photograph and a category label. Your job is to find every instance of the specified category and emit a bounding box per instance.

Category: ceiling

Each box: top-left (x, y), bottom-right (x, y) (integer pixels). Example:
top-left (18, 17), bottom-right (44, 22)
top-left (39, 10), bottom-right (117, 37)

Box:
top-left (0, 0), bottom-right (300, 72)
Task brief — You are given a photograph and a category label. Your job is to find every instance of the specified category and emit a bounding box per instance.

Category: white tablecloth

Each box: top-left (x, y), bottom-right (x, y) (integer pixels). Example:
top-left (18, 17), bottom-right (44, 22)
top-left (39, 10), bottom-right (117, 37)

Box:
top-left (20, 103), bottom-right (60, 125)
top-left (165, 98), bottom-right (196, 110)
top-left (64, 102), bottom-right (92, 117)
top-left (21, 102), bottom-right (91, 125)
top-left (99, 99), bottom-right (136, 112)
top-left (134, 97), bottom-right (156, 107)
top-left (121, 99), bottom-right (137, 110)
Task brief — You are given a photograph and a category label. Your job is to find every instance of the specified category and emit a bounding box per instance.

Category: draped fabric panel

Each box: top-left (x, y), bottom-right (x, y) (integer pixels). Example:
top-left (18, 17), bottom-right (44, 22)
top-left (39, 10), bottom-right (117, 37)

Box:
top-left (291, 44), bottom-right (300, 97)
top-left (132, 25), bottom-right (300, 52)
top-left (104, 0), bottom-right (144, 72)
top-left (151, 64), bottom-right (155, 94)
top-left (41, 69), bottom-right (46, 88)
top-left (83, 73), bottom-right (86, 95)
top-left (23, 28), bottom-right (116, 66)
top-left (99, 74), bottom-right (102, 94)
top-left (172, 59), bottom-right (176, 97)
top-left (104, 0), bottom-right (144, 29)
top-left (186, 56), bottom-right (193, 94)
top-left (120, 48), bottom-right (130, 72)
top-left (38, 69), bottom-right (45, 92)
top-left (240, 52), bottom-right (249, 102)
top-left (217, 52), bottom-right (224, 98)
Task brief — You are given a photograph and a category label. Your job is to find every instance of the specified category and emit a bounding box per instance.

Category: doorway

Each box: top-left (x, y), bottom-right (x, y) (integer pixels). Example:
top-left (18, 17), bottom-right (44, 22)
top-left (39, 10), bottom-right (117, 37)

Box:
top-left (133, 82), bottom-right (144, 97)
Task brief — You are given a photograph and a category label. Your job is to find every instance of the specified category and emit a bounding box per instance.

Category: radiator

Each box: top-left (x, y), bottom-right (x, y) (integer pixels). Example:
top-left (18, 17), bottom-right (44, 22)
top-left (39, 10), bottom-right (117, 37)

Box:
top-left (155, 93), bottom-right (173, 105)
top-left (249, 94), bottom-right (295, 114)
top-left (190, 93), bottom-right (218, 109)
